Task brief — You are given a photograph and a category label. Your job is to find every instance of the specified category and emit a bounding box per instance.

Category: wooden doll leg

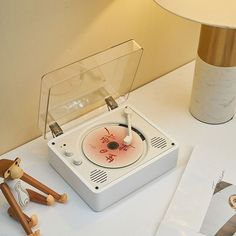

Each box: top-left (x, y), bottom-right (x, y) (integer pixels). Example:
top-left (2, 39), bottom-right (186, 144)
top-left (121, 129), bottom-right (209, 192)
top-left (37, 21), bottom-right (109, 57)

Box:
top-left (26, 189), bottom-right (55, 206)
top-left (8, 207), bottom-right (38, 228)
top-left (0, 183), bottom-right (34, 235)
top-left (21, 173), bottom-right (67, 203)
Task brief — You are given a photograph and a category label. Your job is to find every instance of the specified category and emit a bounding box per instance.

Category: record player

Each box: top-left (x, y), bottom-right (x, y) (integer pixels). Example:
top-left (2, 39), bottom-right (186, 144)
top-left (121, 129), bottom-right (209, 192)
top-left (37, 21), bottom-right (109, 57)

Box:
top-left (38, 40), bottom-right (178, 211)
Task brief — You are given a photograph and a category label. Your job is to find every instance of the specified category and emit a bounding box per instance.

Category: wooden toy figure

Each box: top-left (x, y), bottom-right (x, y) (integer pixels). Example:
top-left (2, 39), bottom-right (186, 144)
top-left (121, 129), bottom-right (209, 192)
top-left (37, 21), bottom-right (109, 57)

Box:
top-left (0, 157), bottom-right (68, 236)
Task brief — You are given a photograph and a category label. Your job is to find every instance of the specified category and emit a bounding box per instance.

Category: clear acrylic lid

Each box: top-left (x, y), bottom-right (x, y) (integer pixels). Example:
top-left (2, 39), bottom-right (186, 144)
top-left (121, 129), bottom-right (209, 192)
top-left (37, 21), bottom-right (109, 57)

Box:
top-left (38, 40), bottom-right (143, 138)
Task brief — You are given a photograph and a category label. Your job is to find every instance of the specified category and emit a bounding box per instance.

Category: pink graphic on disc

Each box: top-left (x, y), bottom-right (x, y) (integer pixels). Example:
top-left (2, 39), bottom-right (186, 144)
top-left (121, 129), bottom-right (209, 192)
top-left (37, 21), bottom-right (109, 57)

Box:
top-left (82, 125), bottom-right (144, 168)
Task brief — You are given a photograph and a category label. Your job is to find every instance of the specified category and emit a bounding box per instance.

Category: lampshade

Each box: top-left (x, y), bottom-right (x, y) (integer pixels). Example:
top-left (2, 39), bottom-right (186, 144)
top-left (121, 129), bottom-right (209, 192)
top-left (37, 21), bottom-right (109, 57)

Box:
top-left (154, 0), bottom-right (236, 28)
top-left (154, 0), bottom-right (236, 124)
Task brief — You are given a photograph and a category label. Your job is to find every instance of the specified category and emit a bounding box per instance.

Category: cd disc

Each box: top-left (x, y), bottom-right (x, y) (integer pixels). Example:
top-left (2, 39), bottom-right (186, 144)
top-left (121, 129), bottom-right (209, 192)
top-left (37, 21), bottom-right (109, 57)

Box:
top-left (82, 124), bottom-right (144, 168)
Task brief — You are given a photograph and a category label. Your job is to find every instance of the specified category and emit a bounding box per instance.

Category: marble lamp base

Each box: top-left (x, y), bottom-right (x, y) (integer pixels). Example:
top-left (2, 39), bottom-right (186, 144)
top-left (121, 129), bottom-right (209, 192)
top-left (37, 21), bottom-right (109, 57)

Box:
top-left (190, 56), bottom-right (236, 124)
top-left (189, 25), bottom-right (236, 124)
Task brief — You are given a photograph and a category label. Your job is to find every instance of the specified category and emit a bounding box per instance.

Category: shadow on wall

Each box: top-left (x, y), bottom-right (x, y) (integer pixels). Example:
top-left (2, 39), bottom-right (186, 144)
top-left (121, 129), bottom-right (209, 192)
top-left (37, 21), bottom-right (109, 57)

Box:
top-left (0, 0), bottom-right (116, 77)
top-left (0, 0), bottom-right (115, 155)
top-left (0, 0), bottom-right (199, 155)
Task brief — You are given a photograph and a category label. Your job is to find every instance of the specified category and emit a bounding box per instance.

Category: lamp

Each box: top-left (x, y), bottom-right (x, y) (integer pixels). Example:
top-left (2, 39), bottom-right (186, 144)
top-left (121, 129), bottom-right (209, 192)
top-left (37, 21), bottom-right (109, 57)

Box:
top-left (154, 0), bottom-right (236, 124)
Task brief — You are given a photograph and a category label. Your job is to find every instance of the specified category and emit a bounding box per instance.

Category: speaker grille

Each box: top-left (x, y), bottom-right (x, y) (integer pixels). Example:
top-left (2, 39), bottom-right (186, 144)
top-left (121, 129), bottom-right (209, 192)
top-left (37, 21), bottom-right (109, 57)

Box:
top-left (151, 137), bottom-right (167, 149)
top-left (90, 169), bottom-right (107, 183)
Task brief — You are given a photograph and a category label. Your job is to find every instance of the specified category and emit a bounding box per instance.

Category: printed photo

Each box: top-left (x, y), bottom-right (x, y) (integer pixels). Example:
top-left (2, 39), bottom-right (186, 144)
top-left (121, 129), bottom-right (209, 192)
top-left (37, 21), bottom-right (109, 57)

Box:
top-left (200, 181), bottom-right (236, 236)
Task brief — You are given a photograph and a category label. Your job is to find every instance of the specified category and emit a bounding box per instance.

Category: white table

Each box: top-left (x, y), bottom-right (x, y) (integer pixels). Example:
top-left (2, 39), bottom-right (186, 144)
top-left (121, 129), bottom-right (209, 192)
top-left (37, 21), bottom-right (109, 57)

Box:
top-left (1, 61), bottom-right (236, 236)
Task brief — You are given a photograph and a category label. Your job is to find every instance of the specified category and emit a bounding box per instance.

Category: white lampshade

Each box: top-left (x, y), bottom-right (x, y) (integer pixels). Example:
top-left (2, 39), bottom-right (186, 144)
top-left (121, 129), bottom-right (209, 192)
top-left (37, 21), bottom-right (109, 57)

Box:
top-left (154, 0), bottom-right (236, 28)
top-left (154, 0), bottom-right (236, 124)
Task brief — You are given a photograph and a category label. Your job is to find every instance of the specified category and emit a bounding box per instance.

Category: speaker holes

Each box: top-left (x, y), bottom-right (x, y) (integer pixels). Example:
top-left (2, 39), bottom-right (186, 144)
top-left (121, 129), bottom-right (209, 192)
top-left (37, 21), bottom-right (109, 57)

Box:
top-left (90, 169), bottom-right (107, 184)
top-left (151, 137), bottom-right (167, 149)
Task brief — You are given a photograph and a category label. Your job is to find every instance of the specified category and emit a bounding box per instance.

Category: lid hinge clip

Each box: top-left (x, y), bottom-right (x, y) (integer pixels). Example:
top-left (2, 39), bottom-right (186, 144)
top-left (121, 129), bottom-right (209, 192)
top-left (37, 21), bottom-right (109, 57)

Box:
top-left (105, 96), bottom-right (118, 111)
top-left (49, 122), bottom-right (63, 138)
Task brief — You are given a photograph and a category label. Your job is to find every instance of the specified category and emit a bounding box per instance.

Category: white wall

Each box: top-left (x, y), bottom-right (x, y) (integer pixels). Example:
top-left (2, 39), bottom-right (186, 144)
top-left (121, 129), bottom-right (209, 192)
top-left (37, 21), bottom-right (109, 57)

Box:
top-left (0, 0), bottom-right (200, 154)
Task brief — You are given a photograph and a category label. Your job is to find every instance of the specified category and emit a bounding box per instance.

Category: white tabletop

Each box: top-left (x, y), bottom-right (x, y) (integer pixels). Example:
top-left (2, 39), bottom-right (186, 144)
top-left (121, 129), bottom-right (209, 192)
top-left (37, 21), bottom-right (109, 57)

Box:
top-left (1, 61), bottom-right (236, 236)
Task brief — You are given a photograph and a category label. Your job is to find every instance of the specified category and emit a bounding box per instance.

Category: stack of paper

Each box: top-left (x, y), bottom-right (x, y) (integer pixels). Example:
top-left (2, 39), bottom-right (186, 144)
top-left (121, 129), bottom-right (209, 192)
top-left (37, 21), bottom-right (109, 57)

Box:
top-left (156, 144), bottom-right (236, 236)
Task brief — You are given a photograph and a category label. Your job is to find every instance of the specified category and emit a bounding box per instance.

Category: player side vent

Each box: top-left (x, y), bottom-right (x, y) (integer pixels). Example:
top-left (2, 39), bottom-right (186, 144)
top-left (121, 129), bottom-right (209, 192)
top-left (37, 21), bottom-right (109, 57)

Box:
top-left (151, 137), bottom-right (167, 149)
top-left (90, 169), bottom-right (107, 183)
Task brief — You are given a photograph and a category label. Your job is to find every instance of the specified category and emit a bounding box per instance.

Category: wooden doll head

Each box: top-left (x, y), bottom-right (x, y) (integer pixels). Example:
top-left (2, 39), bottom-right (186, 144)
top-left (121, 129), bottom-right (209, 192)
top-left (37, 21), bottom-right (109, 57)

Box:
top-left (0, 157), bottom-right (23, 179)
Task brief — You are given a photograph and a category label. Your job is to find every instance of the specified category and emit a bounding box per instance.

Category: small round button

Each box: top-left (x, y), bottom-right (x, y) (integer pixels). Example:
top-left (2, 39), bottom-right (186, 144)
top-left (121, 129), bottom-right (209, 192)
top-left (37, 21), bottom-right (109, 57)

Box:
top-left (73, 158), bottom-right (82, 165)
top-left (63, 150), bottom-right (74, 157)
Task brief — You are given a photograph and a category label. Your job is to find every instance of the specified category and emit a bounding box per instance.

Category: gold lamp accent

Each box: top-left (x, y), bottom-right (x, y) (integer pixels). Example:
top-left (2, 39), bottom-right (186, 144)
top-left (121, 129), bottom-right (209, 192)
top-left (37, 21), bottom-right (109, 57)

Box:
top-left (198, 25), bottom-right (236, 67)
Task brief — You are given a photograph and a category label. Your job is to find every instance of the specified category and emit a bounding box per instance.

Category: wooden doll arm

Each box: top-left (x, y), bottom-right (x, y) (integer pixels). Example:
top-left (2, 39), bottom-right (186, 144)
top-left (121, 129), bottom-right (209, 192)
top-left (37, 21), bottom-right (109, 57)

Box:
top-left (21, 172), bottom-right (67, 203)
top-left (0, 183), bottom-right (34, 235)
